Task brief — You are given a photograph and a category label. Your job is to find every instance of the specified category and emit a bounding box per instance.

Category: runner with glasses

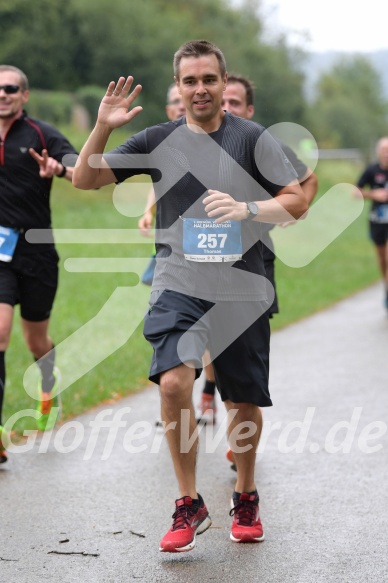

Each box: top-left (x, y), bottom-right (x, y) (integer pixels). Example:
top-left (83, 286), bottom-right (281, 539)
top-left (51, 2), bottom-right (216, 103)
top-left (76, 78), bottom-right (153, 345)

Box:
top-left (0, 65), bottom-right (77, 463)
top-left (0, 84), bottom-right (22, 95)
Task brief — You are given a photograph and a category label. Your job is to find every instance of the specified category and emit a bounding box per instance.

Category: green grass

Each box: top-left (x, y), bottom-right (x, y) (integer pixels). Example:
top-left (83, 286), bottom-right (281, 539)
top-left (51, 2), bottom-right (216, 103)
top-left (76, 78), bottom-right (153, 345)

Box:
top-left (3, 158), bottom-right (380, 433)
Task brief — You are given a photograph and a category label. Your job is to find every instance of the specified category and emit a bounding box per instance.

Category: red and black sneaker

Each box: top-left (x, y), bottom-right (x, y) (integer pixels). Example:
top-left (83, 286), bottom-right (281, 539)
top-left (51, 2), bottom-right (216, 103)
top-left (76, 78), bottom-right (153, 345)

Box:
top-left (159, 494), bottom-right (212, 553)
top-left (229, 491), bottom-right (264, 543)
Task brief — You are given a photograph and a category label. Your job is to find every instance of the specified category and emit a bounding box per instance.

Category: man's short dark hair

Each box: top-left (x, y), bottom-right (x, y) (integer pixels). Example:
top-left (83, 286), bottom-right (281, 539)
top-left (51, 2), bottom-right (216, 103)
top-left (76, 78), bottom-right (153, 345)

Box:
top-left (0, 65), bottom-right (29, 91)
top-left (173, 40), bottom-right (227, 79)
top-left (227, 73), bottom-right (255, 107)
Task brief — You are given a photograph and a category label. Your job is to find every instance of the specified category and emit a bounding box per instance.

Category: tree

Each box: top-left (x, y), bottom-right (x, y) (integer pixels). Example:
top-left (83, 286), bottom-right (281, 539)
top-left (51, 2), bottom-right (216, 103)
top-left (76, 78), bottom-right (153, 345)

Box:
top-left (248, 41), bottom-right (307, 127)
top-left (308, 55), bottom-right (388, 152)
top-left (0, 0), bottom-right (309, 130)
top-left (0, 0), bottom-right (88, 89)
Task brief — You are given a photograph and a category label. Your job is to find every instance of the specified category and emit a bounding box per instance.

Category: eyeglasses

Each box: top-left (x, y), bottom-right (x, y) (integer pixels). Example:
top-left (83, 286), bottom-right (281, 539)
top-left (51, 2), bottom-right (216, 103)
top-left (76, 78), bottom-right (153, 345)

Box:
top-left (167, 99), bottom-right (183, 106)
top-left (0, 85), bottom-right (21, 95)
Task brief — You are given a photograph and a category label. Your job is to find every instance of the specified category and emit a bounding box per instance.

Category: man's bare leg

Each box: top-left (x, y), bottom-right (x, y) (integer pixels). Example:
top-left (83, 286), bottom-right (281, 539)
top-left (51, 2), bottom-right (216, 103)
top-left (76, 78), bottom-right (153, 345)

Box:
top-left (224, 400), bottom-right (262, 493)
top-left (159, 363), bottom-right (198, 498)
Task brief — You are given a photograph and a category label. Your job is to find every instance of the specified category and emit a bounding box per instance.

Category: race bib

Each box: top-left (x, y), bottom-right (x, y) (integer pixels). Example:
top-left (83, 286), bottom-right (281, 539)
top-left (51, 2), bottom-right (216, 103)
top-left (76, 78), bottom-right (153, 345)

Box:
top-left (370, 204), bottom-right (388, 224)
top-left (0, 226), bottom-right (19, 262)
top-left (376, 204), bottom-right (388, 222)
top-left (182, 218), bottom-right (242, 262)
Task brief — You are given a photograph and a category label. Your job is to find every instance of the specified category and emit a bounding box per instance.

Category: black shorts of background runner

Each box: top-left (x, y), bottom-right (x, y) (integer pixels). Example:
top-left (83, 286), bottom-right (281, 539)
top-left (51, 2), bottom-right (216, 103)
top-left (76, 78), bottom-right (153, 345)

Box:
top-left (369, 222), bottom-right (388, 246)
top-left (0, 244), bottom-right (59, 321)
top-left (143, 289), bottom-right (272, 407)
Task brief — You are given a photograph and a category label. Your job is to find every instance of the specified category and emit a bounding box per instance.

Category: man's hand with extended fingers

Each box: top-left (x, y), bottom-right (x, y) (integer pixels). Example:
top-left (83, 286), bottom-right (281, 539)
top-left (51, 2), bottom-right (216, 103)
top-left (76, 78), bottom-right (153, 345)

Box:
top-left (98, 76), bottom-right (143, 129)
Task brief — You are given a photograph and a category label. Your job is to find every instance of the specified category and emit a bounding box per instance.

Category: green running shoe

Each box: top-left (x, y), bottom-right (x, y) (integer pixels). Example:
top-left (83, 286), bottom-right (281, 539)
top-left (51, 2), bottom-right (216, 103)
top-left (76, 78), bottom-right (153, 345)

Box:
top-left (36, 367), bottom-right (62, 431)
top-left (0, 425), bottom-right (8, 464)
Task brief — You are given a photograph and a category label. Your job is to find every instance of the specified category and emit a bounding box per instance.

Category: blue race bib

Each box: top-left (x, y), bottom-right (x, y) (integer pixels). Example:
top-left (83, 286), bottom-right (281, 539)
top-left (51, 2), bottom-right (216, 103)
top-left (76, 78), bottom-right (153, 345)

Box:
top-left (182, 218), bottom-right (242, 262)
top-left (0, 226), bottom-right (19, 262)
top-left (376, 204), bottom-right (388, 222)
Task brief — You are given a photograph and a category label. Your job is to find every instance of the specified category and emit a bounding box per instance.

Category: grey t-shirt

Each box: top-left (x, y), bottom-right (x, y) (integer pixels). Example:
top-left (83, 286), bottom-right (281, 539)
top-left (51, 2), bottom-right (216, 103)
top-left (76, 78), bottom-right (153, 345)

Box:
top-left (106, 112), bottom-right (297, 301)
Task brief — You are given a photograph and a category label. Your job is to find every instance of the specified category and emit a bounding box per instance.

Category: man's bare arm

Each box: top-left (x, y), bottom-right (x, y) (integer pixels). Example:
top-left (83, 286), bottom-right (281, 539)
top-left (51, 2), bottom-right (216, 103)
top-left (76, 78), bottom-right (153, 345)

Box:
top-left (203, 183), bottom-right (309, 224)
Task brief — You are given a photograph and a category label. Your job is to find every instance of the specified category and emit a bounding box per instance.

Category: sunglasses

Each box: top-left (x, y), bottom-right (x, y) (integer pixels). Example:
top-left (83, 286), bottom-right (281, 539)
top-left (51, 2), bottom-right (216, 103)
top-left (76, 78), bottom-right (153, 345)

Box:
top-left (0, 85), bottom-right (21, 95)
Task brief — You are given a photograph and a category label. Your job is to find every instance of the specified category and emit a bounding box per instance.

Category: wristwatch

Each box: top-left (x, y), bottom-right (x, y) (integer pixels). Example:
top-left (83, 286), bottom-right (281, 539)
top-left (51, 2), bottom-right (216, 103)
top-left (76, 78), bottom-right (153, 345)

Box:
top-left (246, 201), bottom-right (259, 220)
top-left (57, 164), bottom-right (67, 178)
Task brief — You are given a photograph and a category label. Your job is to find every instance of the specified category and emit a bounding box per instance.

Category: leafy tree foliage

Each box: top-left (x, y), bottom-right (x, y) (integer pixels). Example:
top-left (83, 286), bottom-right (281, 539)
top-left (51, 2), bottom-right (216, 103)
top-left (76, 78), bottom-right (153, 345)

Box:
top-left (0, 0), bottom-right (307, 129)
top-left (248, 41), bottom-right (307, 127)
top-left (0, 0), bottom-right (88, 89)
top-left (308, 55), bottom-right (388, 153)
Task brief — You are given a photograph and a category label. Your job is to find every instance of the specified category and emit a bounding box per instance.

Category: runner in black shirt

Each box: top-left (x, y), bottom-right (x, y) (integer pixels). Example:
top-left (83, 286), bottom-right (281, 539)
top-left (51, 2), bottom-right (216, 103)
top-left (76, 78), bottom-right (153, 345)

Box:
top-left (356, 137), bottom-right (388, 310)
top-left (0, 65), bottom-right (76, 463)
top-left (73, 40), bottom-right (308, 552)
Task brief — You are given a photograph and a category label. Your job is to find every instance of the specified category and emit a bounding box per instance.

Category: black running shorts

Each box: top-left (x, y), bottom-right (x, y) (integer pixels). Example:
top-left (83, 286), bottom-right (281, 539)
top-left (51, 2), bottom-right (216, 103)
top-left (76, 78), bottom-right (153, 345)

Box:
top-left (0, 247), bottom-right (59, 321)
top-left (369, 222), bottom-right (388, 246)
top-left (143, 289), bottom-right (272, 407)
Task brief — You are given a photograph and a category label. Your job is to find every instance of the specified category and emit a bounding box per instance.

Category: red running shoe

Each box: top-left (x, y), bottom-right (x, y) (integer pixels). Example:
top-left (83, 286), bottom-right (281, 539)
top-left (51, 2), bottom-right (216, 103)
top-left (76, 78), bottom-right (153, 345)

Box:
top-left (199, 393), bottom-right (217, 424)
top-left (229, 492), bottom-right (265, 542)
top-left (159, 494), bottom-right (212, 552)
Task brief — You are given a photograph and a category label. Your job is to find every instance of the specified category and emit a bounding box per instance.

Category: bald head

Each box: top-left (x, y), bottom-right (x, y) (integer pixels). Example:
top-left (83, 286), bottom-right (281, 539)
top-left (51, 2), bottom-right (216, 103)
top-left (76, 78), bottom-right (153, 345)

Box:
top-left (376, 137), bottom-right (388, 169)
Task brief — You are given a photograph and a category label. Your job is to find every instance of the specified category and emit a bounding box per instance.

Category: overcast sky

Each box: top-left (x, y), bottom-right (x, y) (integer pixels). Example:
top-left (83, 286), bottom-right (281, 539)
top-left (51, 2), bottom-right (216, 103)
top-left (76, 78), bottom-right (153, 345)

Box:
top-left (259, 0), bottom-right (388, 53)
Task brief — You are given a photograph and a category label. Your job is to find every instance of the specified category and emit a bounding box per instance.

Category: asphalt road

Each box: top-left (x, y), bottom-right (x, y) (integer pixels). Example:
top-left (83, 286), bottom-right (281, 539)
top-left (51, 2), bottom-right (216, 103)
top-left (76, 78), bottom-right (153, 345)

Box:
top-left (1, 283), bottom-right (387, 583)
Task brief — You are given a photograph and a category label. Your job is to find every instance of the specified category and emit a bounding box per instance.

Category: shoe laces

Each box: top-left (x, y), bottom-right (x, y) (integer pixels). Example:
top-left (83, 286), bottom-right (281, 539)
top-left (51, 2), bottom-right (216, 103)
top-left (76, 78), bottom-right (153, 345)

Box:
top-left (229, 495), bottom-right (259, 526)
top-left (171, 499), bottom-right (197, 531)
